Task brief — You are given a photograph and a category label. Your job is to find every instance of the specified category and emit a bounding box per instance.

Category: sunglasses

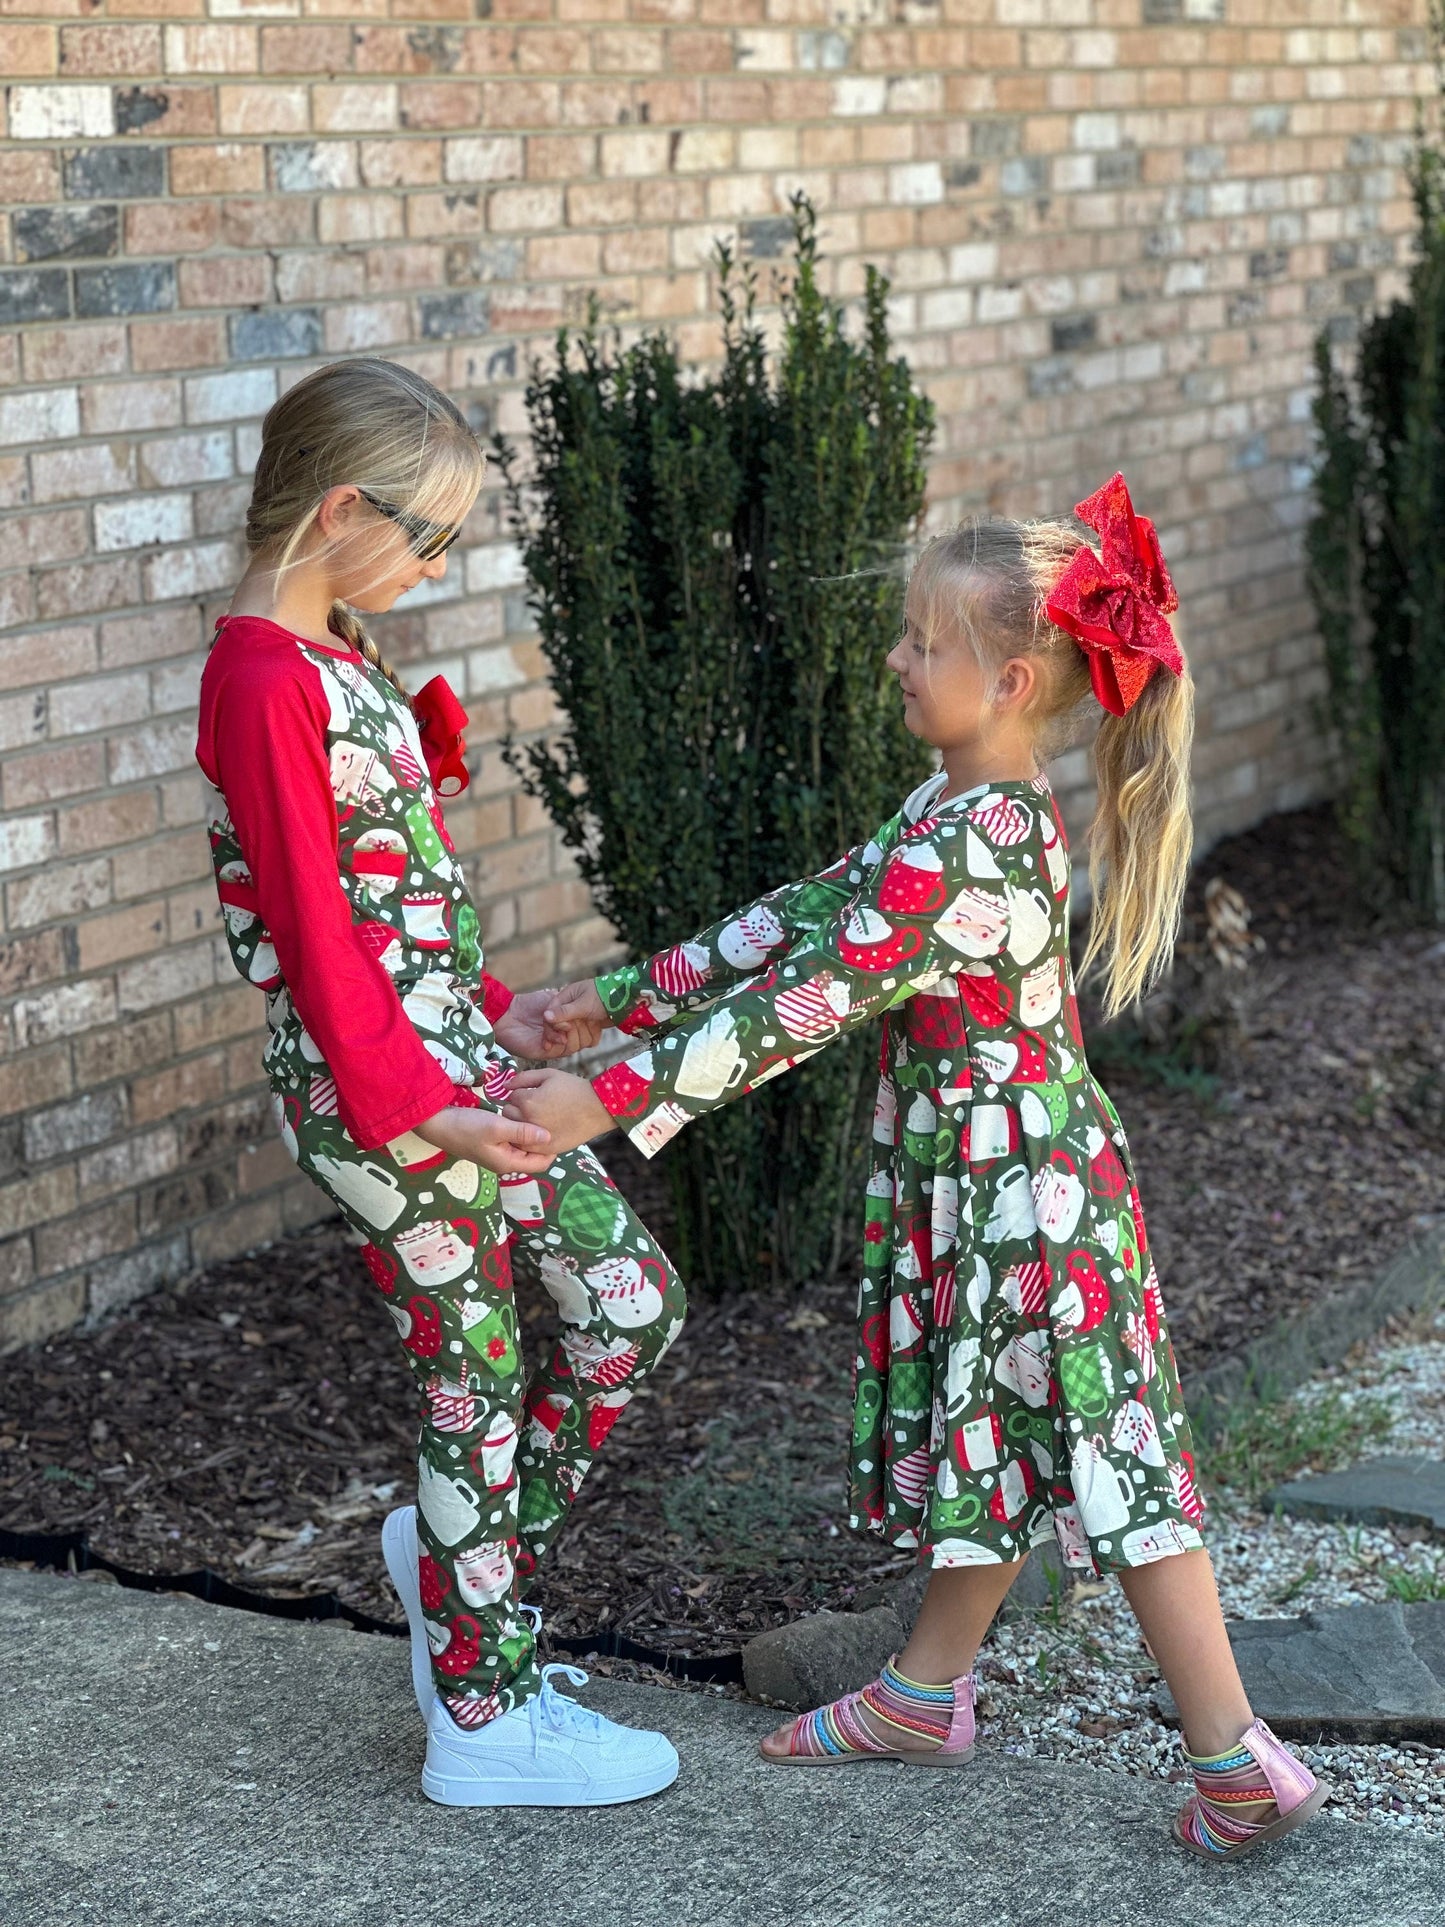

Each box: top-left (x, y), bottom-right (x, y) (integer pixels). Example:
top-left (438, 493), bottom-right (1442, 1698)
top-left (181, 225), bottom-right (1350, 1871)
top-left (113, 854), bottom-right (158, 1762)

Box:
top-left (357, 489), bottom-right (462, 563)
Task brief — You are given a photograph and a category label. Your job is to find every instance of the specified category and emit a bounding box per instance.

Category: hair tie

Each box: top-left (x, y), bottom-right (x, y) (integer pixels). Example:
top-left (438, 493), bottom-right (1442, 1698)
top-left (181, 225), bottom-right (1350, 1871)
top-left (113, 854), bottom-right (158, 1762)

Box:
top-left (1043, 472), bottom-right (1183, 716)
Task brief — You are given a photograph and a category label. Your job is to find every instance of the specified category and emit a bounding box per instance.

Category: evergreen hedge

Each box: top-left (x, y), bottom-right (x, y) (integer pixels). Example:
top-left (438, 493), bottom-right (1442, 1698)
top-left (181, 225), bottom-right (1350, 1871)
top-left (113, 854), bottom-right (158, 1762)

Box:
top-left (496, 198), bottom-right (936, 1291)
top-left (1308, 90), bottom-right (1445, 923)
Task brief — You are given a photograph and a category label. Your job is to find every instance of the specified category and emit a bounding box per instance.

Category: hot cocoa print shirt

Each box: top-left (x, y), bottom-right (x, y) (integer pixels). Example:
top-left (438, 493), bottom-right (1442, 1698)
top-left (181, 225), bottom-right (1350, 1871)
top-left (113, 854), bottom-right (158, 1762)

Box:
top-left (196, 615), bottom-right (514, 1151)
top-left (593, 771), bottom-right (1207, 1578)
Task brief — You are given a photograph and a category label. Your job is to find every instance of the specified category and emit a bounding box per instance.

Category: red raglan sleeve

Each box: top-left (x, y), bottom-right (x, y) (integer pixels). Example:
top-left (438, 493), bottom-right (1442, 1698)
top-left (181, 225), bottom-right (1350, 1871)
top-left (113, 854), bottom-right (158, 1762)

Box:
top-left (201, 649), bottom-right (456, 1151)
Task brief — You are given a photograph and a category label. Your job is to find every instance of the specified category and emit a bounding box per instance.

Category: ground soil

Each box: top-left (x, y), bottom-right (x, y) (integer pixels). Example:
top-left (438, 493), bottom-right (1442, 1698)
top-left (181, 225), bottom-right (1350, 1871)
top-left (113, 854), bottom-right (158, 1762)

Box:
top-left (1, 804), bottom-right (1440, 1663)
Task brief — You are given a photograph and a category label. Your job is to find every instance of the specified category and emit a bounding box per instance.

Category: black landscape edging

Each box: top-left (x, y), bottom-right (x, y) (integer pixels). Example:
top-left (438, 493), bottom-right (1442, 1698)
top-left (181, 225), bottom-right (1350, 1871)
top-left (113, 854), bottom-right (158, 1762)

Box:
top-left (0, 1524), bottom-right (744, 1685)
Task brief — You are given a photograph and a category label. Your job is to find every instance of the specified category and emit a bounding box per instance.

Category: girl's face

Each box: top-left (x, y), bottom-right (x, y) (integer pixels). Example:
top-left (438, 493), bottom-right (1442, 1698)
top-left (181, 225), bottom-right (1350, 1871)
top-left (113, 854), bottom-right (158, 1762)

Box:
top-left (886, 581), bottom-right (1038, 761)
top-left (316, 481), bottom-right (476, 613)
top-left (886, 592), bottom-right (994, 751)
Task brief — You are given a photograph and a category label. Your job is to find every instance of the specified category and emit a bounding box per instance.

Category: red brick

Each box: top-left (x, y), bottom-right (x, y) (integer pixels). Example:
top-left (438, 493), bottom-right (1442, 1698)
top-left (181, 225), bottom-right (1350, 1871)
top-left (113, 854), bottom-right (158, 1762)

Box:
top-left (59, 23), bottom-right (160, 75)
top-left (176, 253), bottom-right (273, 308)
top-left (14, 337), bottom-right (115, 406)
top-left (0, 25), bottom-right (58, 74)
top-left (169, 142), bottom-right (265, 198)
top-left (129, 314), bottom-right (227, 372)
top-left (124, 200), bottom-right (219, 256)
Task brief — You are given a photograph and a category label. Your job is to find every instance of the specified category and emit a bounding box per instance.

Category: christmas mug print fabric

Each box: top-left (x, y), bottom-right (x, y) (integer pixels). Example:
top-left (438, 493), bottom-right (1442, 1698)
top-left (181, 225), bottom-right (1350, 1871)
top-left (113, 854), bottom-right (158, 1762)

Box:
top-left (198, 618), bottom-right (685, 1726)
top-left (594, 771), bottom-right (1205, 1577)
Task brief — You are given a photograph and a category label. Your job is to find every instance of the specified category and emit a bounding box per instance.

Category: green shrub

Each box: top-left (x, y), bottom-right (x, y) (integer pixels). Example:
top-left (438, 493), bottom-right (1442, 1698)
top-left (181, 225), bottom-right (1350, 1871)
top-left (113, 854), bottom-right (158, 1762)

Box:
top-left (496, 197), bottom-right (936, 1291)
top-left (1308, 58), bottom-right (1445, 923)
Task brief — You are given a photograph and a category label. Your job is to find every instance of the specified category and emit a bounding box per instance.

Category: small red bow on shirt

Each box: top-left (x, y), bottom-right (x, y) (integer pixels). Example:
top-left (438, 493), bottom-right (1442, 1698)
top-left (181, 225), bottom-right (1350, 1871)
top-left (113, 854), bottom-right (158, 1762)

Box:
top-left (1043, 473), bottom-right (1183, 716)
top-left (413, 675), bottom-right (470, 797)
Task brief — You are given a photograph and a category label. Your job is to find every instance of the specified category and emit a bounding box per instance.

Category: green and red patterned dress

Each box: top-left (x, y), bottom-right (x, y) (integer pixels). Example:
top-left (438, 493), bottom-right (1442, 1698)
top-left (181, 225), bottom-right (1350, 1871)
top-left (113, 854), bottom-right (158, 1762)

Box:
top-left (592, 770), bottom-right (1205, 1575)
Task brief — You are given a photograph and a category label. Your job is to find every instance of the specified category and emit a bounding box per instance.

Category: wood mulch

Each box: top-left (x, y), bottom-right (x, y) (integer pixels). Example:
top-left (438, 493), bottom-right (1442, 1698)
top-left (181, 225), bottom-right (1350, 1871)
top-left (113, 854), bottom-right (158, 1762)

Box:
top-left (1, 804), bottom-right (1441, 1664)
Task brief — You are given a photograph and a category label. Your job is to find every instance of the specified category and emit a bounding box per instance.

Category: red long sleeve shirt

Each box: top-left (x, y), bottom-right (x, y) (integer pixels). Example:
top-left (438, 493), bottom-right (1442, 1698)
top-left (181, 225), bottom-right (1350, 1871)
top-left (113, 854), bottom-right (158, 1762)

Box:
top-left (196, 616), bottom-right (512, 1150)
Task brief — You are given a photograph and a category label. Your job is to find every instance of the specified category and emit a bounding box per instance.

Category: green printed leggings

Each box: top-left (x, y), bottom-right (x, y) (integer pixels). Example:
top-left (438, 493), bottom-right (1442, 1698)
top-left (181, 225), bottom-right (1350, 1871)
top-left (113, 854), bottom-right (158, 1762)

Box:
top-left (282, 1093), bottom-right (685, 1728)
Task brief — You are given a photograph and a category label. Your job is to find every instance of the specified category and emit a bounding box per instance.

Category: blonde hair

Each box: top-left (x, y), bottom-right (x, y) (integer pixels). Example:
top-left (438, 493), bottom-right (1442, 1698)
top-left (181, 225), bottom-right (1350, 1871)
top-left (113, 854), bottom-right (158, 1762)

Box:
top-left (909, 517), bottom-right (1196, 1019)
top-left (243, 357), bottom-right (485, 700)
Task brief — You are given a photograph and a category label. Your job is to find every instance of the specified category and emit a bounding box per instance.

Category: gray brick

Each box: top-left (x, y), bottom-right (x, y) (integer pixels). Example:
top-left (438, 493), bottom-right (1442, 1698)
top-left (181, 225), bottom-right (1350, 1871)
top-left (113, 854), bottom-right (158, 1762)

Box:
top-left (443, 238), bottom-right (522, 285)
top-left (945, 161), bottom-right (980, 190)
top-left (88, 1230), bottom-right (190, 1321)
top-left (0, 1122), bottom-right (24, 1186)
top-left (1050, 314), bottom-right (1097, 353)
top-left (1143, 0), bottom-right (1180, 17)
top-left (740, 216), bottom-right (794, 260)
top-left (63, 145), bottom-right (165, 202)
top-left (970, 118), bottom-right (1021, 160)
top-left (1027, 356), bottom-right (1074, 398)
top-left (402, 24), bottom-right (464, 71)
top-left (228, 307), bottom-right (322, 361)
top-left (114, 87), bottom-right (169, 136)
top-left (23, 1090), bottom-right (128, 1166)
top-left (271, 142), bottom-right (355, 194)
top-left (1249, 249), bottom-right (1289, 281)
top-left (0, 268), bottom-right (71, 325)
top-left (1096, 150), bottom-right (1139, 188)
top-left (14, 204), bottom-right (119, 264)
top-left (1000, 155), bottom-right (1047, 197)
top-left (74, 261), bottom-right (175, 318)
top-left (1251, 106), bottom-right (1290, 139)
top-left (419, 290), bottom-right (490, 339)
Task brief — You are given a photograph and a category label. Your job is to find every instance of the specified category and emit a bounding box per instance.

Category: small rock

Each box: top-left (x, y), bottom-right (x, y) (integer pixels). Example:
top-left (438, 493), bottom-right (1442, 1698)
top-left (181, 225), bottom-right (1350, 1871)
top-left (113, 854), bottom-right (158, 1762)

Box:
top-left (742, 1606), bottom-right (904, 1711)
top-left (1268, 1457), bottom-right (1445, 1533)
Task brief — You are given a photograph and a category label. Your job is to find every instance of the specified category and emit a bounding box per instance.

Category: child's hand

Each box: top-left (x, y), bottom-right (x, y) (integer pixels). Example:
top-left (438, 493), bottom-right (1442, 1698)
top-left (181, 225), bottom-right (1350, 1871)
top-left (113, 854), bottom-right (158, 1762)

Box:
top-left (540, 980), bottom-right (608, 1057)
top-left (491, 988), bottom-right (564, 1061)
top-left (416, 1105), bottom-right (554, 1175)
top-left (506, 1068), bottom-right (614, 1156)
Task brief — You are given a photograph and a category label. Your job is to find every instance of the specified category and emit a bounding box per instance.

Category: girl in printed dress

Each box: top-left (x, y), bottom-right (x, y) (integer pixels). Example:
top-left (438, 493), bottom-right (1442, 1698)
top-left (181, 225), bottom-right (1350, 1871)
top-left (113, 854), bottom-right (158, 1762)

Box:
top-left (196, 358), bottom-right (682, 1809)
top-left (513, 478), bottom-right (1331, 1858)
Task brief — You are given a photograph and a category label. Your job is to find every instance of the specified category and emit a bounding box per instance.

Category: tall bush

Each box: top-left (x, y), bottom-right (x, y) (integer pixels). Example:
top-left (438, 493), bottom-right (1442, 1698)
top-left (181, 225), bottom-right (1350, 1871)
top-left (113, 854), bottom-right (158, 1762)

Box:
top-left (1308, 86), bottom-right (1445, 923)
top-left (496, 197), bottom-right (936, 1292)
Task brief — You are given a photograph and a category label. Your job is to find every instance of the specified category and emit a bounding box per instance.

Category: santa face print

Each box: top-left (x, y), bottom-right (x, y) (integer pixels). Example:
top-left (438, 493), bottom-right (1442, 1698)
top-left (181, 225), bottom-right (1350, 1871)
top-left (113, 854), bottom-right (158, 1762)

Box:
top-left (455, 1540), bottom-right (514, 1609)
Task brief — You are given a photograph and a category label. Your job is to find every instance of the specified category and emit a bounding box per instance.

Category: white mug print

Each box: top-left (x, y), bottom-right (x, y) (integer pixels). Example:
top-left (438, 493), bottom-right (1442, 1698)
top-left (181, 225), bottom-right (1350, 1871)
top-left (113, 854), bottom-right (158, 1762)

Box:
top-left (632, 1099), bottom-right (691, 1156)
top-left (417, 1460), bottom-right (482, 1547)
top-left (329, 740), bottom-right (394, 807)
top-left (944, 1335), bottom-right (982, 1411)
top-left (477, 1416), bottom-right (518, 1489)
top-left (308, 1154), bottom-right (407, 1230)
top-left (993, 1329), bottom-right (1052, 1409)
top-left (1068, 1437), bottom-right (1135, 1536)
top-left (1031, 1157), bottom-right (1086, 1242)
top-left (1121, 1518), bottom-right (1197, 1564)
top-left (674, 1012), bottom-right (749, 1102)
top-left (1005, 884), bottom-right (1053, 967)
top-left (1110, 1395), bottom-right (1167, 1466)
top-left (983, 1163), bottom-right (1037, 1244)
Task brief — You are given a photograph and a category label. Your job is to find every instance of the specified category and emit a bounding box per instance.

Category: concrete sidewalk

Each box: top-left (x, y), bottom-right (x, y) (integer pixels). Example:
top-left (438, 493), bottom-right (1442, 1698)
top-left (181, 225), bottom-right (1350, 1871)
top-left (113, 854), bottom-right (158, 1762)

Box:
top-left (1, 1569), bottom-right (1439, 1927)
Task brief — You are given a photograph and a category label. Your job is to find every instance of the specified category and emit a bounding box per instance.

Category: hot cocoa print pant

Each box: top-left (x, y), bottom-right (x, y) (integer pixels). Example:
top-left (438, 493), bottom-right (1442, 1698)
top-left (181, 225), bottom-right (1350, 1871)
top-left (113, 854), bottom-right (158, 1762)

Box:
top-left (279, 1086), bottom-right (686, 1729)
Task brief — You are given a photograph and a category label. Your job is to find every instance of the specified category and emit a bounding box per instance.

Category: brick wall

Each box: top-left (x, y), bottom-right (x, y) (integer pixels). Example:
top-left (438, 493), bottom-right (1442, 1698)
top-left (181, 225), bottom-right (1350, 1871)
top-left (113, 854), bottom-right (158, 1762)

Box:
top-left (0, 0), bottom-right (1428, 1347)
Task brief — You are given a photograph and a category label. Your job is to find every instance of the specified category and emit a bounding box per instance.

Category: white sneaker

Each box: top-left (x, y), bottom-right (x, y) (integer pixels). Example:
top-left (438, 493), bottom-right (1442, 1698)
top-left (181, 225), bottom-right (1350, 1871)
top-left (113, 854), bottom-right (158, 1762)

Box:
top-left (381, 1505), bottom-right (434, 1722)
top-left (421, 1664), bottom-right (680, 1808)
top-left (383, 1504), bottom-right (545, 1723)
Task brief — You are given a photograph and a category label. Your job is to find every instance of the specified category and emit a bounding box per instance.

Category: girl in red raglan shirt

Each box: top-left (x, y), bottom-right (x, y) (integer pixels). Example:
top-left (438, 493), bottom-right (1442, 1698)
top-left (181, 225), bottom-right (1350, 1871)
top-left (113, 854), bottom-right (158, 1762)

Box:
top-left (197, 358), bottom-right (681, 1809)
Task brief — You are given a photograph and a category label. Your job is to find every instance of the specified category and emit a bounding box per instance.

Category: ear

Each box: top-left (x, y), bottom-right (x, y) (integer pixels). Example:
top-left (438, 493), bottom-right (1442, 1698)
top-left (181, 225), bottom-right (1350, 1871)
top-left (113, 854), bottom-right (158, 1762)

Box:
top-left (315, 484), bottom-right (364, 540)
top-left (993, 655), bottom-right (1038, 712)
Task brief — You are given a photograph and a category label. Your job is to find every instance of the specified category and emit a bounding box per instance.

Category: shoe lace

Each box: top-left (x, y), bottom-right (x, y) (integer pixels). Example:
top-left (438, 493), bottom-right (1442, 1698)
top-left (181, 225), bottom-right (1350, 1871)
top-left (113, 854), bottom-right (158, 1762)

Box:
top-left (530, 1664), bottom-right (605, 1747)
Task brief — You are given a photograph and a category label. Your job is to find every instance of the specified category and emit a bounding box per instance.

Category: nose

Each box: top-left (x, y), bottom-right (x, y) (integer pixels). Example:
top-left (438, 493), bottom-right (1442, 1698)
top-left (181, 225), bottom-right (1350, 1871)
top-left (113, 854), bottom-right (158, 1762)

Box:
top-left (885, 639), bottom-right (907, 674)
top-left (420, 550), bottom-right (450, 581)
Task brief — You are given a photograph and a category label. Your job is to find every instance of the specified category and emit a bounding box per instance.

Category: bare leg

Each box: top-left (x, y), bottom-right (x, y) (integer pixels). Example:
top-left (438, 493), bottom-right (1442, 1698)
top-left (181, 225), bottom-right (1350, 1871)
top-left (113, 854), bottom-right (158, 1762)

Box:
top-left (1118, 1547), bottom-right (1253, 1758)
top-left (759, 1557), bottom-right (1028, 1759)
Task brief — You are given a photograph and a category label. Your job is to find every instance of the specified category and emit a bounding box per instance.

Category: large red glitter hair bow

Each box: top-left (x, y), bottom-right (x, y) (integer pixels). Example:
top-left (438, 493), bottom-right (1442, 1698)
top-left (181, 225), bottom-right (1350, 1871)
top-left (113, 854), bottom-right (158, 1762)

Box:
top-left (1043, 473), bottom-right (1183, 716)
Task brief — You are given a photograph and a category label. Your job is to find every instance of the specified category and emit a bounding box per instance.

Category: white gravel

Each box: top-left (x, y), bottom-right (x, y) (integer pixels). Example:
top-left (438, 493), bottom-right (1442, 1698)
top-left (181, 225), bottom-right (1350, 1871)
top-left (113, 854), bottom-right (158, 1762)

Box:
top-left (976, 1309), bottom-right (1445, 1834)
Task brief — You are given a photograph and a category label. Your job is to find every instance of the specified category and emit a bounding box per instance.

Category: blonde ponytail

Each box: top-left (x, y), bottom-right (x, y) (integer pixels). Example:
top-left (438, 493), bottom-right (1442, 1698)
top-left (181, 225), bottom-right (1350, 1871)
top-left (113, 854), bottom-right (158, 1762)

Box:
top-left (909, 506), bottom-right (1195, 1019)
top-left (1079, 659), bottom-right (1195, 1020)
top-left (326, 600), bottom-right (410, 704)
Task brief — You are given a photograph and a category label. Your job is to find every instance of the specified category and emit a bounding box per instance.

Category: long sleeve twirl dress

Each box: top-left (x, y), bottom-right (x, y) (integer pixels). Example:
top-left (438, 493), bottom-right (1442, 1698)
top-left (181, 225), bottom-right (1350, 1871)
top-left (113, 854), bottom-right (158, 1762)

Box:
top-left (591, 769), bottom-right (1206, 1577)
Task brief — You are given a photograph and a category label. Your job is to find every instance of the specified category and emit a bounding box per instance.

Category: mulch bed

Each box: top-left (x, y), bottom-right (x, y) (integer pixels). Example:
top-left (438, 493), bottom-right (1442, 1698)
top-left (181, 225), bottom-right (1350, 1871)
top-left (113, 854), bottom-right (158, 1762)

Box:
top-left (2, 804), bottom-right (1441, 1664)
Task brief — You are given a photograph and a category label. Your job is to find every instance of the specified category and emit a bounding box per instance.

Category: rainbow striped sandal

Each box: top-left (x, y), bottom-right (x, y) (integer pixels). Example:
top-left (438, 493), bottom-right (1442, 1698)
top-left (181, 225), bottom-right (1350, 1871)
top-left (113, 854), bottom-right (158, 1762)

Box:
top-left (1174, 1719), bottom-right (1332, 1859)
top-left (763, 1659), bottom-right (977, 1767)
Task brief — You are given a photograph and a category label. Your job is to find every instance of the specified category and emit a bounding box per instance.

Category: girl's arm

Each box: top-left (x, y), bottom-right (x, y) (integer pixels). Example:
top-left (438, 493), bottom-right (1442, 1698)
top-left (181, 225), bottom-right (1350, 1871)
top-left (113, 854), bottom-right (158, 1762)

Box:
top-left (595, 826), bottom-right (898, 1039)
top-left (201, 650), bottom-right (458, 1152)
top-left (512, 799), bottom-right (1060, 1158)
